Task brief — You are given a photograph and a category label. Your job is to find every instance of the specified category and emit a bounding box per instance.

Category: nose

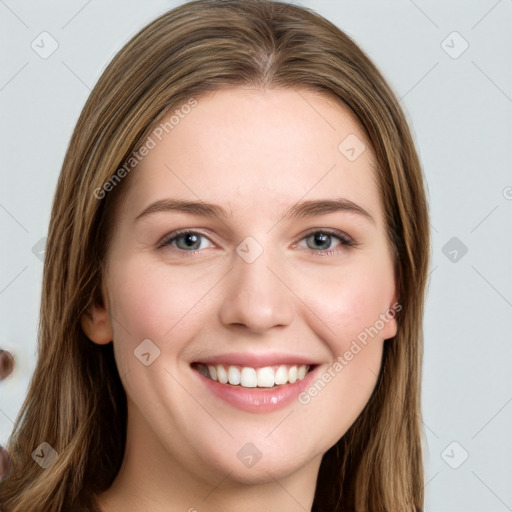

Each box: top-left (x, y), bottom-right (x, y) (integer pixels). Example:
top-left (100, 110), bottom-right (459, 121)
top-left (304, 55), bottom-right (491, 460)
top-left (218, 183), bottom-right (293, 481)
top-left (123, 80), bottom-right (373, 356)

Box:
top-left (218, 244), bottom-right (295, 334)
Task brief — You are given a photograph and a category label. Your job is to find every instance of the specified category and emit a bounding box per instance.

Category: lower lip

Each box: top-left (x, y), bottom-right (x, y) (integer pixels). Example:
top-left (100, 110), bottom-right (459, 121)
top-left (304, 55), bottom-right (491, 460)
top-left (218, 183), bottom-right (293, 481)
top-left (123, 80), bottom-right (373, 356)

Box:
top-left (193, 366), bottom-right (319, 413)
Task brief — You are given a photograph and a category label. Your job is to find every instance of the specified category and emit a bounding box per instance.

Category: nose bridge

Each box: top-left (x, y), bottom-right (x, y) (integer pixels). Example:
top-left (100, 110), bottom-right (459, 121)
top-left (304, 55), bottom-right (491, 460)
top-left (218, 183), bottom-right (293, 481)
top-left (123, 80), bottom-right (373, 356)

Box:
top-left (218, 236), bottom-right (295, 333)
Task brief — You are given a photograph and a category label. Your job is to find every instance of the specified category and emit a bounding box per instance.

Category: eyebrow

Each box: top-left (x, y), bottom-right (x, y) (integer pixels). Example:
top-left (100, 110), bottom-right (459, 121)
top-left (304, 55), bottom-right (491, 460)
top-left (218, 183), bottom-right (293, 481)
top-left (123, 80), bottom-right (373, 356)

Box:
top-left (135, 197), bottom-right (375, 224)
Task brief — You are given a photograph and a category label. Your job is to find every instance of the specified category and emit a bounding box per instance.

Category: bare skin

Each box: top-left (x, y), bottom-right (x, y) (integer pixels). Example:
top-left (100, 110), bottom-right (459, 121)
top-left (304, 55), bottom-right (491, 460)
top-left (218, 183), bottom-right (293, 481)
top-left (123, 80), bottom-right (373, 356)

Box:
top-left (82, 87), bottom-right (398, 512)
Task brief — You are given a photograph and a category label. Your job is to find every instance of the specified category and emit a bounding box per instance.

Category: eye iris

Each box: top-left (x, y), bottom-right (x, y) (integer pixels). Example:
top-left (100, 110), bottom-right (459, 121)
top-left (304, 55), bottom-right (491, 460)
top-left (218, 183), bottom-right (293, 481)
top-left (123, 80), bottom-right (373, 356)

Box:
top-left (177, 233), bottom-right (201, 250)
top-left (308, 232), bottom-right (332, 250)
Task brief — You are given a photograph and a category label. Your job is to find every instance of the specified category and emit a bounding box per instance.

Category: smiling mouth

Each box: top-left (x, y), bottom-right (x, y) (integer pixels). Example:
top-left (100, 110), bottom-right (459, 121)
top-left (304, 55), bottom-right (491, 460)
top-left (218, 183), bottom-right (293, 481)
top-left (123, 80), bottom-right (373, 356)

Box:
top-left (192, 363), bottom-right (313, 389)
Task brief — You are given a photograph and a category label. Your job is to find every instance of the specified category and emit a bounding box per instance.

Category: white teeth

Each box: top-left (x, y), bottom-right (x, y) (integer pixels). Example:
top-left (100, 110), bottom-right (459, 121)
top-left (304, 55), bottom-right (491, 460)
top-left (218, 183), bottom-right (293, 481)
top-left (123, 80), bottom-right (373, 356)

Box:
top-left (228, 366), bottom-right (241, 385)
top-left (274, 365), bottom-right (288, 385)
top-left (198, 363), bottom-right (311, 388)
top-left (240, 367), bottom-right (257, 388)
top-left (208, 365), bottom-right (217, 381)
top-left (257, 367), bottom-right (274, 388)
top-left (217, 364), bottom-right (228, 384)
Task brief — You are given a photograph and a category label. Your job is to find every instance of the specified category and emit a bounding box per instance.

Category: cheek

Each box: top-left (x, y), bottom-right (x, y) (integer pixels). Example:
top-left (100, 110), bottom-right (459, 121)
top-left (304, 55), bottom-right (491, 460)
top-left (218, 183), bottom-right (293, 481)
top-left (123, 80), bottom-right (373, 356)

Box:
top-left (291, 251), bottom-right (395, 443)
top-left (106, 257), bottom-right (224, 372)
top-left (294, 265), bottom-right (393, 447)
top-left (296, 253), bottom-right (396, 353)
top-left (104, 260), bottom-right (219, 431)
top-left (108, 268), bottom-right (174, 343)
top-left (108, 259), bottom-right (203, 338)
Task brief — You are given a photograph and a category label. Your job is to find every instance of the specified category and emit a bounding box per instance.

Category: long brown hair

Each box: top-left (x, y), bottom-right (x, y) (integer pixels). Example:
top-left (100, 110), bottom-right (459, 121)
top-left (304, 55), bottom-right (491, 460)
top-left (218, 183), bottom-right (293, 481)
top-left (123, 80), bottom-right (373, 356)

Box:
top-left (0, 1), bottom-right (430, 510)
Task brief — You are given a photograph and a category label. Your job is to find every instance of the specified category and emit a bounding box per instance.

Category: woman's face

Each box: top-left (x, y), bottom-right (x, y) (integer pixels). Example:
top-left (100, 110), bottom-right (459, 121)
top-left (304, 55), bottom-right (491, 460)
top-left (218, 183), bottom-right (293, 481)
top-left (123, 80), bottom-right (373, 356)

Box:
top-left (85, 87), bottom-right (397, 488)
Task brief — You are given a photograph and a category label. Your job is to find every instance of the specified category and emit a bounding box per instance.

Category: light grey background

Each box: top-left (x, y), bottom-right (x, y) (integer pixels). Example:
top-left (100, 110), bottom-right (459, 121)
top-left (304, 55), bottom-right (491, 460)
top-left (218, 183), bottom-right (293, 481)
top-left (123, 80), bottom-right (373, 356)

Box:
top-left (1, 1), bottom-right (511, 511)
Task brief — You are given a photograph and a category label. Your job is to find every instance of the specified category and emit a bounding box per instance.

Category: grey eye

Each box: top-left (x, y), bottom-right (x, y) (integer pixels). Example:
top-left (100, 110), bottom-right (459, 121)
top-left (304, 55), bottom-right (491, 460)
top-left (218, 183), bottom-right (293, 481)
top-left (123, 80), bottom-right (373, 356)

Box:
top-left (305, 232), bottom-right (338, 251)
top-left (175, 233), bottom-right (203, 250)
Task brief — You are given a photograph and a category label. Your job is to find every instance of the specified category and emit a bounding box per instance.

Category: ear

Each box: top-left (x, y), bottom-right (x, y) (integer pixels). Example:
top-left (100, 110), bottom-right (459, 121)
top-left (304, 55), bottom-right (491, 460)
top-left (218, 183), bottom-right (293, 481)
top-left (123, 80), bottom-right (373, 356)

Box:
top-left (380, 292), bottom-right (400, 341)
top-left (81, 300), bottom-right (113, 345)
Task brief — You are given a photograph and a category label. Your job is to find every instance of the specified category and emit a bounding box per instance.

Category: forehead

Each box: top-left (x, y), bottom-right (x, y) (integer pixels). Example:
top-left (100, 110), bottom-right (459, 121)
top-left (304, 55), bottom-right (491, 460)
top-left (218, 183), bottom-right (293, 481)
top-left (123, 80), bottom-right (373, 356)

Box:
top-left (119, 87), bottom-right (383, 226)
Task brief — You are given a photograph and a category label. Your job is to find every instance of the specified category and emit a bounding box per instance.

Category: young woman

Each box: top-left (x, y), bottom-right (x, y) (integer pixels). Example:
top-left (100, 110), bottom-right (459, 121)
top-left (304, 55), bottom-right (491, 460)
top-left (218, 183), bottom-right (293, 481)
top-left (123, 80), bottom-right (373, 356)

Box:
top-left (0, 1), bottom-right (430, 510)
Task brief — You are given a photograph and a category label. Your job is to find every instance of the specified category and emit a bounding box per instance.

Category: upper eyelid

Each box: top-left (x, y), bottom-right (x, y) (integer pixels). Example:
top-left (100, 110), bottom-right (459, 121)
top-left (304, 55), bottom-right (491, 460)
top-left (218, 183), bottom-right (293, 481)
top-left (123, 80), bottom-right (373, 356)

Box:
top-left (299, 227), bottom-right (353, 241)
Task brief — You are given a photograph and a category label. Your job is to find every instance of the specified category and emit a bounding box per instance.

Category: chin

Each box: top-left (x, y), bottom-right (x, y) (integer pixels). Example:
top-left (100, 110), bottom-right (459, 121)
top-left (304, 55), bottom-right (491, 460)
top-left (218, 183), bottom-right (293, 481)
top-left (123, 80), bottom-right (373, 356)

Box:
top-left (199, 444), bottom-right (317, 486)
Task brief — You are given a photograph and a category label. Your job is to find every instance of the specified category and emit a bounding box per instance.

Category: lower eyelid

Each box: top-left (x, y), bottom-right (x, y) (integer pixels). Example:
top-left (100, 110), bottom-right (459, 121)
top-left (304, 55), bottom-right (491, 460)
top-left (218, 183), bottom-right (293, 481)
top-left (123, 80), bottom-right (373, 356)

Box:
top-left (295, 237), bottom-right (351, 252)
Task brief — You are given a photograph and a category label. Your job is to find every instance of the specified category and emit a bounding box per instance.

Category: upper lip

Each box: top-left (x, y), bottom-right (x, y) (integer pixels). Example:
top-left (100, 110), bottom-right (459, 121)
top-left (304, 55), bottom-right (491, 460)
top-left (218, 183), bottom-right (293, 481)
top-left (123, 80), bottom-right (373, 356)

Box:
top-left (192, 352), bottom-right (320, 367)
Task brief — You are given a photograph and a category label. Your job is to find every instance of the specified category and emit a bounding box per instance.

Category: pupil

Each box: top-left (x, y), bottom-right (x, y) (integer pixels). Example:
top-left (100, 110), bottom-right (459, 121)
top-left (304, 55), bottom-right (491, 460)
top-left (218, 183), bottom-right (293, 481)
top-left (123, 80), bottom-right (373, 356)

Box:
top-left (313, 233), bottom-right (329, 249)
top-left (183, 234), bottom-right (198, 248)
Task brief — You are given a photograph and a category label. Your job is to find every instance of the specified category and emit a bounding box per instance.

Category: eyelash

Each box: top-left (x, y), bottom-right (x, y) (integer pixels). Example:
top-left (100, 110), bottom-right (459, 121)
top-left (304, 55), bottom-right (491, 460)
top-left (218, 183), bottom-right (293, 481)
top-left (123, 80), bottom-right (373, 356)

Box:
top-left (157, 228), bottom-right (356, 258)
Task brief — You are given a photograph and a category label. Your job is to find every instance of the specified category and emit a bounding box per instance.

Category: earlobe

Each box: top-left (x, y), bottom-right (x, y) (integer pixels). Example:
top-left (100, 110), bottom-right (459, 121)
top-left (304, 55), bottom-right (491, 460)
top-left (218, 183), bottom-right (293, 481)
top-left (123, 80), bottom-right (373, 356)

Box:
top-left (382, 297), bottom-right (400, 340)
top-left (81, 304), bottom-right (113, 345)
top-left (382, 315), bottom-right (398, 341)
